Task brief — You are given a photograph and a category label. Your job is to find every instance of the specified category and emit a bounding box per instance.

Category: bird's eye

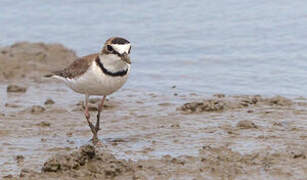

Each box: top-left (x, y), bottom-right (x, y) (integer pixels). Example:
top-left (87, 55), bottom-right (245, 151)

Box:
top-left (107, 45), bottom-right (113, 52)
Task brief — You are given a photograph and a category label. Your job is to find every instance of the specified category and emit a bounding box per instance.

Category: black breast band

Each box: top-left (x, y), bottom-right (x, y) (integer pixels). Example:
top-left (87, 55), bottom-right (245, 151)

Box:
top-left (95, 56), bottom-right (128, 77)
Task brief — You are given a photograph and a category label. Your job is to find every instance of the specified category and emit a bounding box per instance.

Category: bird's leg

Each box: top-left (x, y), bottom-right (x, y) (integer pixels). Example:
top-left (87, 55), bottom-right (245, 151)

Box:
top-left (84, 95), bottom-right (97, 141)
top-left (95, 96), bottom-right (106, 135)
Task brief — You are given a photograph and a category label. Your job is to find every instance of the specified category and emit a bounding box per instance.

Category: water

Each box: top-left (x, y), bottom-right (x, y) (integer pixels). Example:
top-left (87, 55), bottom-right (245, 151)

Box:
top-left (1, 0), bottom-right (307, 97)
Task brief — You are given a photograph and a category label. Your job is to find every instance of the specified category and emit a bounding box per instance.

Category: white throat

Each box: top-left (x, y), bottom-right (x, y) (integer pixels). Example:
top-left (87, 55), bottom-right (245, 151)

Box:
top-left (98, 54), bottom-right (128, 73)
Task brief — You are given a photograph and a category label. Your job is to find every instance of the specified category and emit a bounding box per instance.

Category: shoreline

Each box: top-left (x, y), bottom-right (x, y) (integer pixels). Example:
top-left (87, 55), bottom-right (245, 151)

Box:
top-left (1, 42), bottom-right (306, 179)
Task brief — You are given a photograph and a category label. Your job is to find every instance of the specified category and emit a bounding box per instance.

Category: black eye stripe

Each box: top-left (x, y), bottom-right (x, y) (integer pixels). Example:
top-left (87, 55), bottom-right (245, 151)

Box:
top-left (106, 44), bottom-right (131, 56)
top-left (107, 45), bottom-right (113, 51)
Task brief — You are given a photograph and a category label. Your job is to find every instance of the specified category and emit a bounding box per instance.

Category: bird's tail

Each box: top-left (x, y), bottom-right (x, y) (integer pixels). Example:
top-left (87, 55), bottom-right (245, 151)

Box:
top-left (43, 72), bottom-right (66, 82)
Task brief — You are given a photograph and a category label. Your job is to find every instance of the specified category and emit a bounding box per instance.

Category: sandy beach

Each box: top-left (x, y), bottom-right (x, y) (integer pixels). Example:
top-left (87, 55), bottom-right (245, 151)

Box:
top-left (1, 42), bottom-right (306, 179)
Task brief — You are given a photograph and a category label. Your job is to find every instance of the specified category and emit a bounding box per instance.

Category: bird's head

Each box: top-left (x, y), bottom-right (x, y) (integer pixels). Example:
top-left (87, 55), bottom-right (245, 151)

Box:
top-left (101, 37), bottom-right (131, 64)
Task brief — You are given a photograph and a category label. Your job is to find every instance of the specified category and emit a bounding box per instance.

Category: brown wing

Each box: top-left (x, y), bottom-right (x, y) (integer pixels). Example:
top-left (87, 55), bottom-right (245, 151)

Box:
top-left (53, 53), bottom-right (98, 79)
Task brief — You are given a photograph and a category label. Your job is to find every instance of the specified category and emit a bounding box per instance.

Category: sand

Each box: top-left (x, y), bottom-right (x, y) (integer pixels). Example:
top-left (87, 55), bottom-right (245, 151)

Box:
top-left (0, 42), bottom-right (306, 180)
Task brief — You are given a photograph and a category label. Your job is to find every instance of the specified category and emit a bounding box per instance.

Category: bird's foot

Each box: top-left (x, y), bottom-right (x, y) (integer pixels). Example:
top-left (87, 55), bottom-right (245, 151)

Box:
top-left (91, 134), bottom-right (99, 145)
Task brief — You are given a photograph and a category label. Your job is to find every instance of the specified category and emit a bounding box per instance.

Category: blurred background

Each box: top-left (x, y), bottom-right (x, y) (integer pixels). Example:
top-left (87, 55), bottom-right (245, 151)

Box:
top-left (1, 0), bottom-right (307, 96)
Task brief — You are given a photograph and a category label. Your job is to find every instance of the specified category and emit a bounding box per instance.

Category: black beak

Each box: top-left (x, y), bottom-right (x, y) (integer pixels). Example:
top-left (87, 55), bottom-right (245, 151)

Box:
top-left (120, 52), bottom-right (131, 64)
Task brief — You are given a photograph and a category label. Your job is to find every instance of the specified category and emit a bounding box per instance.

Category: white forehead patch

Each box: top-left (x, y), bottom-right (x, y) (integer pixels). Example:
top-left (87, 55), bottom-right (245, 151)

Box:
top-left (112, 44), bottom-right (131, 54)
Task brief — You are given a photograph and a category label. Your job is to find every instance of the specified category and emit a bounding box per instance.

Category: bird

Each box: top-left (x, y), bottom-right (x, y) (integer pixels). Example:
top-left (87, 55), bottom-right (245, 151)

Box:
top-left (47, 37), bottom-right (132, 144)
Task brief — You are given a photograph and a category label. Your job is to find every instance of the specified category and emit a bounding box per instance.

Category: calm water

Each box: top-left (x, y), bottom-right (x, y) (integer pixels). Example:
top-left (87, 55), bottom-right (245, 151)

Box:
top-left (1, 0), bottom-right (307, 97)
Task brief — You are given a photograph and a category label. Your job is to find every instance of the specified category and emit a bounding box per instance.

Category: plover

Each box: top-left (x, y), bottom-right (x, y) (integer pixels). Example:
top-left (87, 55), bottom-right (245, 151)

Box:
top-left (47, 37), bottom-right (131, 144)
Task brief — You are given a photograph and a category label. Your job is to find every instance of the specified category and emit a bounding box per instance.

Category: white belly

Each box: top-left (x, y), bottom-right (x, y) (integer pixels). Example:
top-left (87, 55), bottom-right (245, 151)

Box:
top-left (62, 62), bottom-right (130, 96)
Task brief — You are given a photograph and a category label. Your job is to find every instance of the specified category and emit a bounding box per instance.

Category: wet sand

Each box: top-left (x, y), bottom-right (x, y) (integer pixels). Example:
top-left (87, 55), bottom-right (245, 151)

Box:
top-left (1, 42), bottom-right (307, 179)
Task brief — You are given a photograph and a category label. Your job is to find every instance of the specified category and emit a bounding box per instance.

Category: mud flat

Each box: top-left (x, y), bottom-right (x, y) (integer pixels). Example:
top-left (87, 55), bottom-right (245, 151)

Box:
top-left (1, 42), bottom-right (307, 179)
top-left (0, 42), bottom-right (76, 81)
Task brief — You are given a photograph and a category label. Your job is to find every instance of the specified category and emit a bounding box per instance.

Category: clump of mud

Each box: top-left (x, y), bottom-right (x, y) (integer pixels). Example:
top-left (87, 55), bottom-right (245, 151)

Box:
top-left (44, 98), bottom-right (55, 105)
top-left (263, 95), bottom-right (292, 106)
top-left (42, 145), bottom-right (96, 172)
top-left (36, 121), bottom-right (51, 127)
top-left (15, 155), bottom-right (25, 164)
top-left (4, 143), bottom-right (307, 179)
top-left (19, 145), bottom-right (132, 179)
top-left (236, 120), bottom-right (258, 129)
top-left (0, 42), bottom-right (76, 80)
top-left (30, 105), bottom-right (46, 114)
top-left (180, 99), bottom-right (226, 112)
top-left (179, 95), bottom-right (292, 113)
top-left (7, 84), bottom-right (27, 93)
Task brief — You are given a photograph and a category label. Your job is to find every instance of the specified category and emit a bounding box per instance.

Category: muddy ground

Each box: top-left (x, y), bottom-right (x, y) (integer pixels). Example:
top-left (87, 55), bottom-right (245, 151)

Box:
top-left (0, 42), bottom-right (306, 179)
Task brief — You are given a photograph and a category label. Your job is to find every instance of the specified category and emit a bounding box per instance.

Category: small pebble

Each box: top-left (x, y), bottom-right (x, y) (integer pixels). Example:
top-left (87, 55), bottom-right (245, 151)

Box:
top-left (15, 155), bottom-right (24, 163)
top-left (236, 120), bottom-right (258, 129)
top-left (170, 124), bottom-right (180, 128)
top-left (36, 121), bottom-right (51, 127)
top-left (44, 98), bottom-right (55, 105)
top-left (31, 105), bottom-right (45, 114)
top-left (213, 94), bottom-right (225, 98)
